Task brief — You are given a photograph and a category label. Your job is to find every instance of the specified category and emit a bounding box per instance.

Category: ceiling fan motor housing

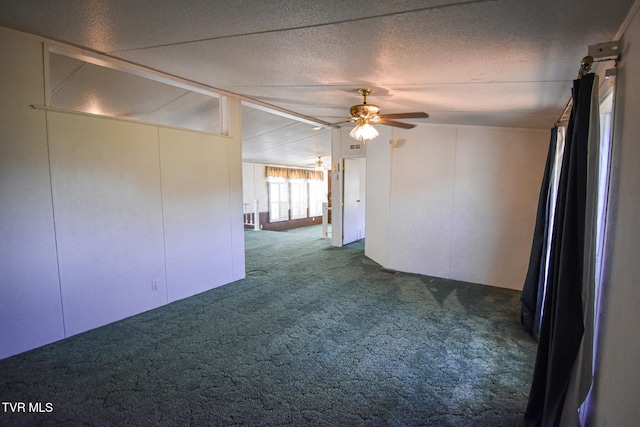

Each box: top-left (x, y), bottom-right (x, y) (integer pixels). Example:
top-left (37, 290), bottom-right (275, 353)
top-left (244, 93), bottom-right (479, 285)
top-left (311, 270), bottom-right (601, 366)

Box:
top-left (350, 104), bottom-right (381, 121)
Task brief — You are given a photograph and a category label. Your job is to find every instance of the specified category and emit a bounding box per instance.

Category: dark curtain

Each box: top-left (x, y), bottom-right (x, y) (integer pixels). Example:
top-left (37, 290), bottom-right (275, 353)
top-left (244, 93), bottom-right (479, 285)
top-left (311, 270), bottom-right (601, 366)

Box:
top-left (521, 127), bottom-right (559, 340)
top-left (524, 73), bottom-right (595, 426)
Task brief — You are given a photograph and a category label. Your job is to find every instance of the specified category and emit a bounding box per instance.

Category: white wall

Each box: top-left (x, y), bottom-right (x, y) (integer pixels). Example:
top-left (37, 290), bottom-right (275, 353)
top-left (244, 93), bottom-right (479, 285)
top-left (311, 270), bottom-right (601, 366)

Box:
top-left (47, 112), bottom-right (168, 336)
top-left (388, 126), bottom-right (458, 279)
top-left (242, 163), bottom-right (268, 211)
top-left (0, 29), bottom-right (66, 357)
top-left (450, 127), bottom-right (549, 288)
top-left (0, 28), bottom-right (244, 359)
top-left (593, 4), bottom-right (640, 425)
top-left (365, 124), bottom-right (548, 289)
top-left (364, 132), bottom-right (392, 266)
top-left (159, 127), bottom-right (236, 303)
top-left (225, 97), bottom-right (245, 282)
top-left (333, 126), bottom-right (388, 247)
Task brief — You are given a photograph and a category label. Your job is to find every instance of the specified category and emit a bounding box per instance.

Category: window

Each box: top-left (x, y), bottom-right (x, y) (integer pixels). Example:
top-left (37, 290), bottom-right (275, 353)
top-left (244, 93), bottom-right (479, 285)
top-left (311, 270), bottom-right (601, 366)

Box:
top-left (578, 76), bottom-right (616, 424)
top-left (266, 170), bottom-right (326, 223)
top-left (595, 86), bottom-right (615, 286)
top-left (268, 178), bottom-right (289, 222)
top-left (290, 180), bottom-right (308, 220)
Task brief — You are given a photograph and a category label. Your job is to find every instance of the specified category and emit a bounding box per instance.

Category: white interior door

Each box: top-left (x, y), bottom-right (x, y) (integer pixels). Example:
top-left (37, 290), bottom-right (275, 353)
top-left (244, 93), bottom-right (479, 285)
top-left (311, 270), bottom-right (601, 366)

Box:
top-left (343, 157), bottom-right (366, 245)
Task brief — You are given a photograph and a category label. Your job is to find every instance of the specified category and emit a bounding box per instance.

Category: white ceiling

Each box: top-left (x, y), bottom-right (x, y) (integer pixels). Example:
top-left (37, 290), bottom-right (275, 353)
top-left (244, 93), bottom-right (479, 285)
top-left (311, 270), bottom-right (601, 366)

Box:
top-left (0, 0), bottom-right (635, 168)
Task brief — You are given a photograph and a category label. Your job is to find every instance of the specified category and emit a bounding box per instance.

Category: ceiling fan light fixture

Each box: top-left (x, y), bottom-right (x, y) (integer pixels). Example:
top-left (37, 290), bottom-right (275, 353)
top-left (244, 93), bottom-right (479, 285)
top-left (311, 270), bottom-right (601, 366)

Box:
top-left (345, 87), bottom-right (427, 142)
top-left (349, 119), bottom-right (379, 142)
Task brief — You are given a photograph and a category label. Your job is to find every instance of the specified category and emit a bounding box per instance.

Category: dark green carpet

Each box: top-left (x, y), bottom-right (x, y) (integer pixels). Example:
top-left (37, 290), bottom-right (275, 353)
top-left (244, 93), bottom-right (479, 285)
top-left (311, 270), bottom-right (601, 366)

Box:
top-left (0, 225), bottom-right (536, 426)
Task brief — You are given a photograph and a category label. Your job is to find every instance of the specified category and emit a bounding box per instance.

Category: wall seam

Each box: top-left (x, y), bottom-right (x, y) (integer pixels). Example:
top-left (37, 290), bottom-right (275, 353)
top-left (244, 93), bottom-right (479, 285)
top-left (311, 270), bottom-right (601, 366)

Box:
top-left (387, 134), bottom-right (394, 268)
top-left (40, 39), bottom-right (68, 338)
top-left (448, 127), bottom-right (459, 280)
top-left (227, 137), bottom-right (238, 281)
top-left (44, 110), bottom-right (67, 338)
top-left (157, 128), bottom-right (169, 303)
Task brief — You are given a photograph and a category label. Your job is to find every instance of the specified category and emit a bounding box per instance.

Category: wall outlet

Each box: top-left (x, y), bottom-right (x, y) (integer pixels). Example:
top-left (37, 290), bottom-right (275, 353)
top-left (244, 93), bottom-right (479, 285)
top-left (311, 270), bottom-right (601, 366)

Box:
top-left (151, 280), bottom-right (159, 291)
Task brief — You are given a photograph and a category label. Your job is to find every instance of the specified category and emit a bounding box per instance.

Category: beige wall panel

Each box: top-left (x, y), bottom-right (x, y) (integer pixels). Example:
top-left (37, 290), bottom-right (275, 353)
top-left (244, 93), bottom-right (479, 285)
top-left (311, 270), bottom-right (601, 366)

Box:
top-left (48, 112), bottom-right (167, 336)
top-left (242, 163), bottom-right (268, 210)
top-left (450, 127), bottom-right (548, 289)
top-left (383, 124), bottom-right (547, 289)
top-left (388, 126), bottom-right (457, 278)
top-left (0, 30), bottom-right (65, 359)
top-left (242, 163), bottom-right (257, 204)
top-left (227, 97), bottom-right (245, 281)
top-left (159, 128), bottom-right (233, 302)
top-left (364, 133), bottom-right (392, 267)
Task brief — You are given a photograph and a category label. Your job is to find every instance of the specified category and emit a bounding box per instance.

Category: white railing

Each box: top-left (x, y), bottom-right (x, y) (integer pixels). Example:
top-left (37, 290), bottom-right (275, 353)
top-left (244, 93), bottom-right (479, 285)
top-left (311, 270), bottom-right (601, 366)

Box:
top-left (243, 200), bottom-right (260, 230)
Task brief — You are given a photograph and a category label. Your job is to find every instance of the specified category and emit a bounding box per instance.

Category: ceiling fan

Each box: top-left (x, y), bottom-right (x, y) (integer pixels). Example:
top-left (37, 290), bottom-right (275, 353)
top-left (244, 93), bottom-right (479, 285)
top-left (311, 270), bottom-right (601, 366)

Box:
top-left (346, 88), bottom-right (429, 142)
top-left (306, 156), bottom-right (325, 170)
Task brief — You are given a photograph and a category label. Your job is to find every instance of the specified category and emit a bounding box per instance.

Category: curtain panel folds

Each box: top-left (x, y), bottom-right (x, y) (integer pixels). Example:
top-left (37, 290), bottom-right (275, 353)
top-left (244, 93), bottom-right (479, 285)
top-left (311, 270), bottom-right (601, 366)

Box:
top-left (265, 165), bottom-right (323, 181)
top-left (523, 73), bottom-right (599, 427)
top-left (521, 128), bottom-right (560, 339)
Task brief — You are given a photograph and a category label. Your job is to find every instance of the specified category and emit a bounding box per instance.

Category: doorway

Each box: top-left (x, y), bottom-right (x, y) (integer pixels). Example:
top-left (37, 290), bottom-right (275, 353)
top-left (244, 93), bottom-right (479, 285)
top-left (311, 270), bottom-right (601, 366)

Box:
top-left (342, 157), bottom-right (366, 245)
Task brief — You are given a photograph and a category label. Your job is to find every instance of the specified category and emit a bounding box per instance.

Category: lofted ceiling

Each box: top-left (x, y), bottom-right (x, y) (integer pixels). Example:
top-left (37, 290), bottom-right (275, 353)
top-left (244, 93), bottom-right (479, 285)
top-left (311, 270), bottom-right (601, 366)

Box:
top-left (0, 0), bottom-right (635, 168)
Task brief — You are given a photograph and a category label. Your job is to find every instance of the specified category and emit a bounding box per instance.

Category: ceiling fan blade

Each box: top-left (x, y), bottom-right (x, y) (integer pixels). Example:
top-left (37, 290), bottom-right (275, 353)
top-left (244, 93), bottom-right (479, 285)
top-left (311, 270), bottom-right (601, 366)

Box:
top-left (377, 119), bottom-right (416, 129)
top-left (378, 112), bottom-right (429, 120)
top-left (331, 119), bottom-right (356, 126)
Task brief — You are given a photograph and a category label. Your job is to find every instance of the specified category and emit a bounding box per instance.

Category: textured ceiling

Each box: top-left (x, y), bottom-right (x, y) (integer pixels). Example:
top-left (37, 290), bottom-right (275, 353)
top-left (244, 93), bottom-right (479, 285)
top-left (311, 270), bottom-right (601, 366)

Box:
top-left (0, 0), bottom-right (635, 167)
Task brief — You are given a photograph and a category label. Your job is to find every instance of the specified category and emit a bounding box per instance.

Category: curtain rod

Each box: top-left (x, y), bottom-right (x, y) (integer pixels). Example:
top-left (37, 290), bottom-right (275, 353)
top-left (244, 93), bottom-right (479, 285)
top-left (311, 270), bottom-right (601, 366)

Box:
top-left (555, 56), bottom-right (593, 126)
top-left (554, 47), bottom-right (619, 127)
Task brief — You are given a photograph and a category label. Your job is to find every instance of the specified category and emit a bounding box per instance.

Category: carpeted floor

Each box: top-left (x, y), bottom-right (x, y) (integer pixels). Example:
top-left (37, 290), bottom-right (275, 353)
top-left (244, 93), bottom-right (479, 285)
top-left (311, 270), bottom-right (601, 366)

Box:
top-left (0, 225), bottom-right (537, 426)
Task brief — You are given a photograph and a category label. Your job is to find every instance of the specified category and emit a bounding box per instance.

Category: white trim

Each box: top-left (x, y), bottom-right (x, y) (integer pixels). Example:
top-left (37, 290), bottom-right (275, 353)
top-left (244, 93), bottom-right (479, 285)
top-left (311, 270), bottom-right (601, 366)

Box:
top-left (0, 25), bottom-right (333, 130)
top-left (47, 36), bottom-right (332, 130)
top-left (242, 100), bottom-right (332, 129)
top-left (30, 104), bottom-right (228, 137)
top-left (615, 0), bottom-right (640, 40)
top-left (48, 44), bottom-right (225, 100)
top-left (42, 42), bottom-right (51, 107)
top-left (221, 96), bottom-right (230, 136)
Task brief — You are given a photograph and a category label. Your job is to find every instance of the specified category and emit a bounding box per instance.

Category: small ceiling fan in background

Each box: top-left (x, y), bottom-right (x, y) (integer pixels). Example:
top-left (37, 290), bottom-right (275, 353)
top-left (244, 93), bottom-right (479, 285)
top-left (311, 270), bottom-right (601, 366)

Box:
top-left (306, 156), bottom-right (325, 170)
top-left (343, 88), bottom-right (429, 142)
